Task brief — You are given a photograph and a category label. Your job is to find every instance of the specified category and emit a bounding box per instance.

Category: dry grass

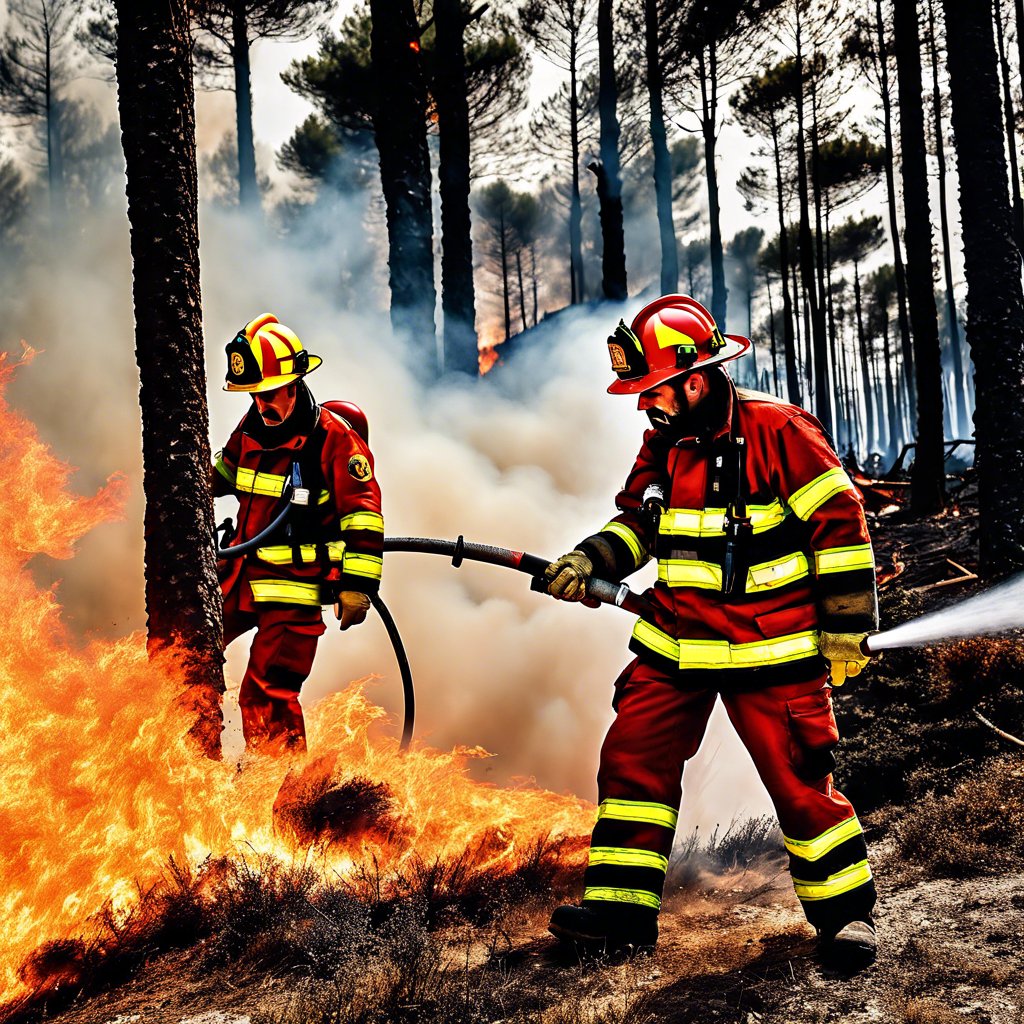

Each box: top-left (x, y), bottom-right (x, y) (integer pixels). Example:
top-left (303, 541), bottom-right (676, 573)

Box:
top-left (901, 997), bottom-right (965, 1024)
top-left (894, 756), bottom-right (1024, 879)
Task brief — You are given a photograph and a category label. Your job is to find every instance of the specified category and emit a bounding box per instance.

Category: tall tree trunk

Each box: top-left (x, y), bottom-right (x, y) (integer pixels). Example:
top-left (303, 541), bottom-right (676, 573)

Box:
top-left (994, 0), bottom-right (1024, 252)
top-left (793, 10), bottom-right (827, 428)
top-left (945, 0), bottom-right (1024, 572)
top-left (810, 78), bottom-right (831, 427)
top-left (516, 247), bottom-right (528, 331)
top-left (765, 268), bottom-right (780, 394)
top-left (434, 0), bottom-right (479, 374)
top-left (854, 263), bottom-right (877, 452)
top-left (44, 27), bottom-right (66, 224)
top-left (369, 0), bottom-right (437, 364)
top-left (595, 0), bottom-right (627, 300)
top-left (530, 244), bottom-right (539, 326)
top-left (569, 40), bottom-right (584, 304)
top-left (701, 40), bottom-right (727, 327)
top-left (894, 0), bottom-right (946, 513)
top-left (883, 320), bottom-right (899, 457)
top-left (928, 0), bottom-right (970, 438)
top-left (645, 0), bottom-right (678, 293)
top-left (875, 0), bottom-right (916, 413)
top-left (114, 0), bottom-right (225, 759)
top-left (231, 1), bottom-right (258, 210)
top-left (499, 209), bottom-right (511, 342)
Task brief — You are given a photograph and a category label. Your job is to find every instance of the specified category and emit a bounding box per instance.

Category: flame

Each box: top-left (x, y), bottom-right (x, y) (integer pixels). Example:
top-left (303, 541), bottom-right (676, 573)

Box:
top-left (0, 352), bottom-right (592, 1002)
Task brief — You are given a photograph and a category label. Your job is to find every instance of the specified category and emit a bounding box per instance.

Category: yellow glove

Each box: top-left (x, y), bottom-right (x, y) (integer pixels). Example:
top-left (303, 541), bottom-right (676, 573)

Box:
top-left (544, 550), bottom-right (593, 602)
top-left (819, 631), bottom-right (871, 687)
top-left (334, 591), bottom-right (371, 630)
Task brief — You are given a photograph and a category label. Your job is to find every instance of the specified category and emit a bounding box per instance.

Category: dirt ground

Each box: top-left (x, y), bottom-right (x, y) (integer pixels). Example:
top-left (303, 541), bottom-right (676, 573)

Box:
top-left (28, 841), bottom-right (1024, 1024)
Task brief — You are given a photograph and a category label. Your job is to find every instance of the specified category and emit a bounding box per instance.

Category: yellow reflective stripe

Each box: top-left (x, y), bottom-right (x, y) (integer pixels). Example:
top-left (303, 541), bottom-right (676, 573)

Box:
top-left (588, 847), bottom-right (669, 873)
top-left (596, 798), bottom-right (678, 830)
top-left (784, 816), bottom-right (864, 862)
top-left (249, 579), bottom-right (321, 606)
top-left (788, 467), bottom-right (854, 520)
top-left (815, 543), bottom-right (874, 575)
top-left (793, 860), bottom-right (872, 902)
top-left (319, 489), bottom-right (331, 505)
top-left (254, 541), bottom-right (346, 566)
top-left (632, 620), bottom-right (820, 669)
top-left (214, 451), bottom-right (236, 485)
top-left (659, 508), bottom-right (727, 537)
top-left (583, 886), bottom-right (662, 910)
top-left (603, 521), bottom-right (645, 567)
top-left (236, 466), bottom-right (288, 497)
top-left (660, 501), bottom-right (790, 538)
top-left (339, 511), bottom-right (385, 533)
top-left (342, 552), bottom-right (383, 580)
top-left (749, 500), bottom-right (789, 534)
top-left (746, 552), bottom-right (809, 593)
top-left (658, 558), bottom-right (723, 589)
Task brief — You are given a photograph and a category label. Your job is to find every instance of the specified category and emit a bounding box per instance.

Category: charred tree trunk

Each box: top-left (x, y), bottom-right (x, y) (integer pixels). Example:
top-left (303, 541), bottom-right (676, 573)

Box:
top-left (994, 0), bottom-right (1024, 253)
top-left (516, 248), bottom-right (528, 331)
top-left (645, 0), bottom-right (678, 293)
top-left (810, 79), bottom-right (831, 428)
top-left (875, 0), bottom-right (916, 413)
top-left (894, 0), bottom-right (945, 513)
top-left (434, 0), bottom-right (479, 375)
top-left (794, 14), bottom-right (825, 427)
top-left (369, 0), bottom-right (437, 363)
top-left (231, 1), bottom-right (258, 210)
top-left (499, 208), bottom-right (511, 342)
top-left (765, 268), bottom-right (780, 394)
top-left (700, 40), bottom-right (727, 328)
top-left (114, 0), bottom-right (225, 758)
top-left (883, 322), bottom-right (899, 457)
top-left (569, 41), bottom-right (585, 304)
top-left (595, 0), bottom-right (627, 300)
top-left (854, 263), bottom-right (877, 452)
top-left (945, 0), bottom-right (1024, 573)
top-left (928, 0), bottom-right (970, 438)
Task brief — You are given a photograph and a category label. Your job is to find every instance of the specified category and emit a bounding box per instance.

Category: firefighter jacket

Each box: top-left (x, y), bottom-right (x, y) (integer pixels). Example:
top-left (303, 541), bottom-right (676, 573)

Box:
top-left (578, 376), bottom-right (877, 688)
top-left (213, 387), bottom-right (383, 610)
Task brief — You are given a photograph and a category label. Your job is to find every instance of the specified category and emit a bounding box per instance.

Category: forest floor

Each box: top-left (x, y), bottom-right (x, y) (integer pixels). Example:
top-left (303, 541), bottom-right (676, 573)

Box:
top-left (7, 479), bottom-right (1024, 1024)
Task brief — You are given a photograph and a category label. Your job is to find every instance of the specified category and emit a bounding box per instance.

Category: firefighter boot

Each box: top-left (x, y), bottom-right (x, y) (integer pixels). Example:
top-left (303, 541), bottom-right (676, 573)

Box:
top-left (548, 903), bottom-right (658, 956)
top-left (819, 918), bottom-right (877, 973)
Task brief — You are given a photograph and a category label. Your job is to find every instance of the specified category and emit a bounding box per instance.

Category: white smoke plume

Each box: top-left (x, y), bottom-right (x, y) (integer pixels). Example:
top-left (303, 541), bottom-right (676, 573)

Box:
top-left (1, 163), bottom-right (775, 848)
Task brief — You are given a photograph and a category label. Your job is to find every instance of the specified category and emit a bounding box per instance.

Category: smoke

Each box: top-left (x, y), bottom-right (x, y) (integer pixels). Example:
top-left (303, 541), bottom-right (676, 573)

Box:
top-left (869, 573), bottom-right (1024, 652)
top-left (0, 141), bottom-right (775, 846)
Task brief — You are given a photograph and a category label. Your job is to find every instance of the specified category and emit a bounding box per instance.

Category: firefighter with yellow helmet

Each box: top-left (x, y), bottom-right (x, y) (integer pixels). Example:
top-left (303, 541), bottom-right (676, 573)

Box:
top-left (545, 295), bottom-right (878, 970)
top-left (212, 314), bottom-right (383, 754)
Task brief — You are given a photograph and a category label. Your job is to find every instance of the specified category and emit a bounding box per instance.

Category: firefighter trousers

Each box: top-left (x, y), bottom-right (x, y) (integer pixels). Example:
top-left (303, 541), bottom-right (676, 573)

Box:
top-left (583, 658), bottom-right (876, 935)
top-left (223, 594), bottom-right (327, 754)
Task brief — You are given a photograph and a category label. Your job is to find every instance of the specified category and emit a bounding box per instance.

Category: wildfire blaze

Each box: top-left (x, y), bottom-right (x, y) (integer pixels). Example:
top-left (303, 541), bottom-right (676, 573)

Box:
top-left (0, 353), bottom-right (592, 1002)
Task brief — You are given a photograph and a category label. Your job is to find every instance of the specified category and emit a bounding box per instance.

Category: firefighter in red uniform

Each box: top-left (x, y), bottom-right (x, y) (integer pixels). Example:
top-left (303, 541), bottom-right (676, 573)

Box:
top-left (545, 295), bottom-right (877, 970)
top-left (212, 314), bottom-right (383, 754)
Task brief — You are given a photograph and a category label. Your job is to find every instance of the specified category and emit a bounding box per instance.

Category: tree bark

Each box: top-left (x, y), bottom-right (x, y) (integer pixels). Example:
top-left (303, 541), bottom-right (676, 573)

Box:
top-left (928, 0), bottom-right (970, 438)
top-left (793, 10), bottom-right (826, 427)
top-left (994, 0), bottom-right (1024, 253)
top-left (875, 0), bottom-right (916, 414)
top-left (645, 0), bottom-right (678, 293)
top-left (369, 0), bottom-right (437, 363)
top-left (595, 0), bottom-right (627, 300)
top-left (434, 0), bottom-right (479, 375)
top-left (114, 0), bottom-right (225, 758)
top-left (894, 0), bottom-right (946, 513)
top-left (945, 0), bottom-right (1024, 573)
top-left (231, 1), bottom-right (259, 210)
top-left (569, 39), bottom-right (585, 304)
top-left (700, 40), bottom-right (727, 328)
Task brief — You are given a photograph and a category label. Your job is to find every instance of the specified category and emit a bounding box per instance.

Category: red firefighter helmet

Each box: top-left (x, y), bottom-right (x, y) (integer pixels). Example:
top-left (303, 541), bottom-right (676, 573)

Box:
top-left (223, 313), bottom-right (322, 393)
top-left (606, 294), bottom-right (751, 395)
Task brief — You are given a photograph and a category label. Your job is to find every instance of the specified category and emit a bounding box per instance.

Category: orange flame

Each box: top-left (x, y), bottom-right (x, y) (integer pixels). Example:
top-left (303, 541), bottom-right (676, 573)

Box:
top-left (0, 353), bottom-right (592, 1002)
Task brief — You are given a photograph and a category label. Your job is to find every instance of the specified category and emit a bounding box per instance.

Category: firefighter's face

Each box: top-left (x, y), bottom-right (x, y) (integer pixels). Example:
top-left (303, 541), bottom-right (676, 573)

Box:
top-left (638, 372), bottom-right (707, 432)
top-left (253, 382), bottom-right (298, 425)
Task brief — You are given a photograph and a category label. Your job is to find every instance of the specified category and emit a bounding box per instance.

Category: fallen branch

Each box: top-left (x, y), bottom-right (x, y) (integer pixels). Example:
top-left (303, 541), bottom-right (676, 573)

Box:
top-left (973, 709), bottom-right (1024, 748)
